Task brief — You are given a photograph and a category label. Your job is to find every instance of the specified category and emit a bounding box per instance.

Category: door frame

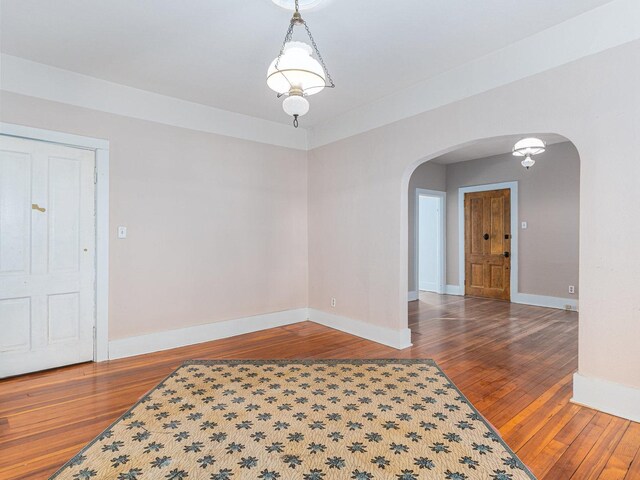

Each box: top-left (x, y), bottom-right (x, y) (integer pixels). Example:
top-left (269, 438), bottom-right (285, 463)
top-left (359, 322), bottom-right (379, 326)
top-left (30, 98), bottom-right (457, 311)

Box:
top-left (414, 188), bottom-right (446, 295)
top-left (458, 181), bottom-right (518, 300)
top-left (0, 122), bottom-right (110, 362)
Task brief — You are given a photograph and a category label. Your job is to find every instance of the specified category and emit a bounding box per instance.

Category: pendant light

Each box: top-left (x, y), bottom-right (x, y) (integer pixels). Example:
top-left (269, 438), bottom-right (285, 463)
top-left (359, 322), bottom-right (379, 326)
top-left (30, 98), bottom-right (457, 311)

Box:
top-left (513, 137), bottom-right (546, 169)
top-left (267, 0), bottom-right (335, 127)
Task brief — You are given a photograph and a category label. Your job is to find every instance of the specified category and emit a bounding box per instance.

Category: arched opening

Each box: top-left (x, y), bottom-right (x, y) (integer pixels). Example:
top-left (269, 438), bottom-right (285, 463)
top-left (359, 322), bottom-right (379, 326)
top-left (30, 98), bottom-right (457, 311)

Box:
top-left (403, 133), bottom-right (580, 339)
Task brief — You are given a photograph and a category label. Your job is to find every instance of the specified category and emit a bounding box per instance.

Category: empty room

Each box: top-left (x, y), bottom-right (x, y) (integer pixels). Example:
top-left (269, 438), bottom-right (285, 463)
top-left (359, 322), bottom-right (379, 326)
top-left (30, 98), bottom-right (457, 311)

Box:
top-left (1, 1), bottom-right (639, 479)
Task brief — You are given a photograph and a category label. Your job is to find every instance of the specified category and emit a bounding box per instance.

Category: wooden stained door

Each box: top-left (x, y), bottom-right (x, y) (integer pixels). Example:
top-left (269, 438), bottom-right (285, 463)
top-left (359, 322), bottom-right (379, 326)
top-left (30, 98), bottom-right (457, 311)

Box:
top-left (464, 188), bottom-right (511, 300)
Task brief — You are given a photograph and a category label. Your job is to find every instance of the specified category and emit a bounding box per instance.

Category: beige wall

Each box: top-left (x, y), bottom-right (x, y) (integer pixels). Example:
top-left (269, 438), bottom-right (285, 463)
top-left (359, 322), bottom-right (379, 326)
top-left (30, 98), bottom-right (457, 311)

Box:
top-left (0, 91), bottom-right (309, 340)
top-left (408, 142), bottom-right (580, 299)
top-left (309, 39), bottom-right (640, 390)
top-left (2, 38), bottom-right (639, 400)
top-left (407, 162), bottom-right (446, 292)
top-left (444, 142), bottom-right (580, 297)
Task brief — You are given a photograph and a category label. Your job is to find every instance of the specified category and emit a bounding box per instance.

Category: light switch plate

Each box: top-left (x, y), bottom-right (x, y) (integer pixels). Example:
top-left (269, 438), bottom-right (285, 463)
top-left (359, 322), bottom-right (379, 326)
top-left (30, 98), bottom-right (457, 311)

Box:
top-left (118, 226), bottom-right (127, 239)
top-left (521, 221), bottom-right (528, 229)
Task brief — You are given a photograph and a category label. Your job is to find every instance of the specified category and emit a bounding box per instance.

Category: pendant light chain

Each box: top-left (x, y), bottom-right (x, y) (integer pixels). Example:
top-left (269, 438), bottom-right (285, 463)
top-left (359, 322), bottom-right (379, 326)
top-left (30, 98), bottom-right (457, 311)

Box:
top-left (273, 22), bottom-right (295, 88)
top-left (303, 22), bottom-right (334, 88)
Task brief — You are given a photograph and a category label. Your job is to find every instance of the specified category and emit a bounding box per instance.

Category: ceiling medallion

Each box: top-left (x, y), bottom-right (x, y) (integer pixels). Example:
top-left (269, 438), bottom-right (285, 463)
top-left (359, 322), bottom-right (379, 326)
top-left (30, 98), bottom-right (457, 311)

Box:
top-left (267, 0), bottom-right (335, 128)
top-left (270, 0), bottom-right (327, 11)
top-left (513, 137), bottom-right (546, 169)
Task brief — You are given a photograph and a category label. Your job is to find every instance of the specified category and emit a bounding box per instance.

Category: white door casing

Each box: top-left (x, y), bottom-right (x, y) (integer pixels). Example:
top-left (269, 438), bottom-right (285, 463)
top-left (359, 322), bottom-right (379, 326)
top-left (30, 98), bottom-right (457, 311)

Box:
top-left (0, 135), bottom-right (96, 377)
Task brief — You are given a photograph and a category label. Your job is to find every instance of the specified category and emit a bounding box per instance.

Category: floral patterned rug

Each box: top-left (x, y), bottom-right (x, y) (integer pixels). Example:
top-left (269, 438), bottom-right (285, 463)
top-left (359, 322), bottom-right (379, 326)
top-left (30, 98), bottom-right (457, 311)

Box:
top-left (50, 360), bottom-right (535, 479)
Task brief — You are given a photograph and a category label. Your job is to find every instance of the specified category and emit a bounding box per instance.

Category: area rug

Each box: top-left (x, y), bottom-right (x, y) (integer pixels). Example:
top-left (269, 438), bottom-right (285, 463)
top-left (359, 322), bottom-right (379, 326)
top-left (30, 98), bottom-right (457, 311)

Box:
top-left (50, 360), bottom-right (535, 479)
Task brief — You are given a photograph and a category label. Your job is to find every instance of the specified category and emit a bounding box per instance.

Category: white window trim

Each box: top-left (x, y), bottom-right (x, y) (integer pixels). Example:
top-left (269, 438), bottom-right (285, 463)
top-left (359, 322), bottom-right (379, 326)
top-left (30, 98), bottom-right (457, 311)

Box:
top-left (458, 181), bottom-right (518, 300)
top-left (1, 122), bottom-right (110, 361)
top-left (414, 188), bottom-right (446, 295)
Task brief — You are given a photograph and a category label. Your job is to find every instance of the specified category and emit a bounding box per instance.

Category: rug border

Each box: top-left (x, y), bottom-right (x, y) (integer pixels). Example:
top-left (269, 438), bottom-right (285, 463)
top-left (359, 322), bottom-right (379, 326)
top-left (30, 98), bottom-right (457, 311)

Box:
top-left (49, 358), bottom-right (537, 480)
top-left (48, 364), bottom-right (183, 480)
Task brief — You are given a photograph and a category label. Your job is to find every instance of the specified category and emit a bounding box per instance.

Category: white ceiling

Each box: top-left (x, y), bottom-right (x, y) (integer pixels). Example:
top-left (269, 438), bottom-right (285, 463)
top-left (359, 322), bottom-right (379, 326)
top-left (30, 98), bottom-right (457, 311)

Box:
top-left (430, 134), bottom-right (568, 165)
top-left (0, 0), bottom-right (615, 127)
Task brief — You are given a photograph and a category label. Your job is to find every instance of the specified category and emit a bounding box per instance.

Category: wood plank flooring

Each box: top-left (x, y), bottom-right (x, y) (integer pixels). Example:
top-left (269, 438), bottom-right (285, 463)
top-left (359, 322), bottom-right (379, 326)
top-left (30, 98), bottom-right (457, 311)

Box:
top-left (1, 293), bottom-right (639, 479)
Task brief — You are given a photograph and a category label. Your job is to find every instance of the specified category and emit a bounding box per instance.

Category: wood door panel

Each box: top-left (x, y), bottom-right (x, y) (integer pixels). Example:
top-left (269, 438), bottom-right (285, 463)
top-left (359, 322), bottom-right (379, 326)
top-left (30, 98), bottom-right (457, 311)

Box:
top-left (464, 189), bottom-right (511, 300)
top-left (470, 198), bottom-right (484, 255)
top-left (470, 262), bottom-right (484, 288)
top-left (489, 265), bottom-right (504, 289)
top-left (490, 197), bottom-right (506, 255)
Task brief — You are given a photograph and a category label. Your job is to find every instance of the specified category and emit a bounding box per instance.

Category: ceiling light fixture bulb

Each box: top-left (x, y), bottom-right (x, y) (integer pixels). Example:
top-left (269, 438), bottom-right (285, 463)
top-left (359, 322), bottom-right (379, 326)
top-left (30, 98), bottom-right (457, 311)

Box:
top-left (521, 155), bottom-right (535, 169)
top-left (282, 94), bottom-right (309, 128)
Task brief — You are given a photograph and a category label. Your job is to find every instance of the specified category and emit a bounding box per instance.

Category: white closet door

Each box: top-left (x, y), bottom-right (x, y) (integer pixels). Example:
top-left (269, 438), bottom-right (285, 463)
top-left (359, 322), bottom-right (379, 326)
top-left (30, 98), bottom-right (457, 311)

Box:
top-left (0, 135), bottom-right (95, 377)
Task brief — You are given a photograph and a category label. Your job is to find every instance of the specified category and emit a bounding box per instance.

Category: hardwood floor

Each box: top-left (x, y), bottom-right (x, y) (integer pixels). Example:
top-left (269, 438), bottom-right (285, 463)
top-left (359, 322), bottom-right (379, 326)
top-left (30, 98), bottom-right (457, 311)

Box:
top-left (1, 293), bottom-right (639, 479)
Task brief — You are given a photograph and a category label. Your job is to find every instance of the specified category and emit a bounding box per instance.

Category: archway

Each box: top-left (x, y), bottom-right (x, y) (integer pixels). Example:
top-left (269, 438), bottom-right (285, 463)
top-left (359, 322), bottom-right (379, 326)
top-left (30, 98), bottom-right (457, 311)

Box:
top-left (400, 133), bottom-right (581, 336)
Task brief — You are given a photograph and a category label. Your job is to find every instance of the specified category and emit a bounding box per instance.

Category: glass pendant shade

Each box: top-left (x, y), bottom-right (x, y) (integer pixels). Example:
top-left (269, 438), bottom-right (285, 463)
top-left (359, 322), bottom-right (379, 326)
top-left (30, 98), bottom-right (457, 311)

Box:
top-left (267, 41), bottom-right (326, 96)
top-left (521, 155), bottom-right (536, 169)
top-left (512, 137), bottom-right (546, 157)
top-left (282, 95), bottom-right (309, 117)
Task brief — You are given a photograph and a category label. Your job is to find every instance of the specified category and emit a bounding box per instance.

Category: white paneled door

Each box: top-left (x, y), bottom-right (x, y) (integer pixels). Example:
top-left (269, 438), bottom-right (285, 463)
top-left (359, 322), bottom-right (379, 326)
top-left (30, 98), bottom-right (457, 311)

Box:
top-left (0, 135), bottom-right (95, 377)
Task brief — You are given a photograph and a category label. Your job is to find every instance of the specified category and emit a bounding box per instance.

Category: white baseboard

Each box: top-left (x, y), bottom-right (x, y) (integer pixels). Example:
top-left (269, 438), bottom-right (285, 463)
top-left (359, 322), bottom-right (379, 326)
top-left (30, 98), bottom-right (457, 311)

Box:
top-left (108, 306), bottom-right (413, 360)
top-left (442, 285), bottom-right (578, 311)
top-left (572, 373), bottom-right (640, 423)
top-left (103, 292), bottom-right (575, 361)
top-left (308, 308), bottom-right (412, 350)
top-left (419, 282), bottom-right (439, 292)
top-left (109, 308), bottom-right (309, 360)
top-left (511, 292), bottom-right (578, 311)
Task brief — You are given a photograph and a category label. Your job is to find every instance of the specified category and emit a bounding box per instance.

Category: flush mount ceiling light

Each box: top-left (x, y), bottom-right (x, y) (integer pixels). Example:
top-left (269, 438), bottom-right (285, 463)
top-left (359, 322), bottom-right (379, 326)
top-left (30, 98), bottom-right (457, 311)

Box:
top-left (512, 137), bottom-right (546, 169)
top-left (267, 0), bottom-right (334, 127)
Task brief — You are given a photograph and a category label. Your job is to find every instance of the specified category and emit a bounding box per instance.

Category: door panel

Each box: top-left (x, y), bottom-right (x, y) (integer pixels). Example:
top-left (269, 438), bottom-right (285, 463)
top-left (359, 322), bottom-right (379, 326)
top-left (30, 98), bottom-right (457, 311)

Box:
top-left (464, 188), bottom-right (511, 300)
top-left (0, 135), bottom-right (95, 377)
top-left (0, 151), bottom-right (31, 274)
top-left (470, 262), bottom-right (484, 288)
top-left (0, 297), bottom-right (31, 353)
top-left (48, 292), bottom-right (80, 343)
top-left (490, 197), bottom-right (505, 255)
top-left (470, 198), bottom-right (484, 255)
top-left (489, 265), bottom-right (503, 289)
top-left (49, 156), bottom-right (82, 272)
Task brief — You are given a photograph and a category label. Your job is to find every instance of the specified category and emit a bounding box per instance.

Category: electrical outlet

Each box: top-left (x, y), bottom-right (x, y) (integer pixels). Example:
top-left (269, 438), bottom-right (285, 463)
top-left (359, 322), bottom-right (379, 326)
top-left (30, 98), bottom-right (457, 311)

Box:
top-left (568, 285), bottom-right (575, 294)
top-left (330, 297), bottom-right (336, 308)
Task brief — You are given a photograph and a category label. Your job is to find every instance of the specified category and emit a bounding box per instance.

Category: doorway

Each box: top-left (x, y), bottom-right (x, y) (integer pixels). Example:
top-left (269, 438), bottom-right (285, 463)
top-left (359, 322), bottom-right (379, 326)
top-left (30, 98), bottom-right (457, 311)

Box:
top-left (415, 189), bottom-right (445, 295)
top-left (405, 137), bottom-right (580, 369)
top-left (464, 188), bottom-right (511, 300)
top-left (458, 181), bottom-right (518, 302)
top-left (0, 134), bottom-right (99, 377)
